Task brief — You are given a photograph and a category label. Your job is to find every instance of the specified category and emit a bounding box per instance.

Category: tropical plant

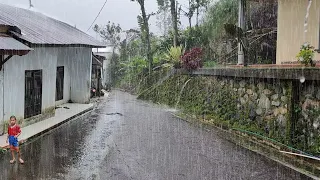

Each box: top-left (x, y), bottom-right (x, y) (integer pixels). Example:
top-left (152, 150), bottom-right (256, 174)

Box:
top-left (162, 46), bottom-right (184, 68)
top-left (181, 47), bottom-right (203, 70)
top-left (296, 43), bottom-right (316, 67)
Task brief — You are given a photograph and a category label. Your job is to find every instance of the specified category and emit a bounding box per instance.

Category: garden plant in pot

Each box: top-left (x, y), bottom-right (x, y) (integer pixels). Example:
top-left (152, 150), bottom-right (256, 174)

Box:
top-left (296, 43), bottom-right (316, 67)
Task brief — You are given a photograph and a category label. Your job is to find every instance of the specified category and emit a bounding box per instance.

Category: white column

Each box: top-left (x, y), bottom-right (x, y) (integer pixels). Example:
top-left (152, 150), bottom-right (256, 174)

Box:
top-left (238, 0), bottom-right (246, 65)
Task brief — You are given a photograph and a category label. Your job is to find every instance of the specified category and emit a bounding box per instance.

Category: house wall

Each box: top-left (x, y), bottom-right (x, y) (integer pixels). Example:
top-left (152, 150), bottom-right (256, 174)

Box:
top-left (277, 0), bottom-right (320, 64)
top-left (56, 48), bottom-right (72, 106)
top-left (56, 47), bottom-right (92, 105)
top-left (3, 47), bottom-right (57, 124)
top-left (103, 58), bottom-right (111, 87)
top-left (68, 47), bottom-right (92, 104)
top-left (0, 46), bottom-right (92, 130)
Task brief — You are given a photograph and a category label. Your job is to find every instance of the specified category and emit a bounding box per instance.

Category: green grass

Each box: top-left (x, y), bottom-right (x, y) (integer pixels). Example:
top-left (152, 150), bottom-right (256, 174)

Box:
top-left (203, 61), bottom-right (218, 67)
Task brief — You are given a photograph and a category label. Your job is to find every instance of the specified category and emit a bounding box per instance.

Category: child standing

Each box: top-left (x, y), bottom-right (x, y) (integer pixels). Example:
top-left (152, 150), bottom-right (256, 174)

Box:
top-left (6, 116), bottom-right (24, 164)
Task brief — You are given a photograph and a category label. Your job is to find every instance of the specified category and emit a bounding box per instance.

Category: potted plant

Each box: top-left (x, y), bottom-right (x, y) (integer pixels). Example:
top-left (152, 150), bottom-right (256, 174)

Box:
top-left (296, 43), bottom-right (316, 67)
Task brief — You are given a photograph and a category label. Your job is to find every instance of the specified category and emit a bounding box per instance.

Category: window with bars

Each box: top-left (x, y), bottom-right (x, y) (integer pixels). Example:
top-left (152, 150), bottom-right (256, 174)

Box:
top-left (25, 70), bottom-right (42, 118)
top-left (56, 66), bottom-right (64, 101)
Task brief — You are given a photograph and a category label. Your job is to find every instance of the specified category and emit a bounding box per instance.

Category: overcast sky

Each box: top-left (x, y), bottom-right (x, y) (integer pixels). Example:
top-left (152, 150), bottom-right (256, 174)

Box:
top-left (0, 0), bottom-right (200, 39)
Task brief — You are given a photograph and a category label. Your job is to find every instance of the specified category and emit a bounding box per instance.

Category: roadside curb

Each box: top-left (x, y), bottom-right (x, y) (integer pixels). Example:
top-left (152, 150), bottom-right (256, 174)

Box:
top-left (0, 106), bottom-right (94, 150)
top-left (0, 92), bottom-right (111, 151)
top-left (170, 112), bottom-right (320, 179)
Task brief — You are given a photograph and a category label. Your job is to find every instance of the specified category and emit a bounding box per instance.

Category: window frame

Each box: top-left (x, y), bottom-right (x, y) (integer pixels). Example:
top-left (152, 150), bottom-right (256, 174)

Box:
top-left (25, 69), bottom-right (42, 119)
top-left (56, 66), bottom-right (64, 101)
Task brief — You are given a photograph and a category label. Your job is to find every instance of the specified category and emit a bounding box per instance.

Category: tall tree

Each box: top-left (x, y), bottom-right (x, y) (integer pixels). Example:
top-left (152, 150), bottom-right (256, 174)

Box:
top-left (157, 0), bottom-right (179, 47)
top-left (156, 0), bottom-right (172, 36)
top-left (93, 22), bottom-right (122, 85)
top-left (170, 0), bottom-right (179, 47)
top-left (131, 0), bottom-right (153, 74)
top-left (180, 0), bottom-right (196, 29)
top-left (195, 0), bottom-right (208, 26)
top-left (158, 0), bottom-right (179, 47)
top-left (93, 22), bottom-right (122, 47)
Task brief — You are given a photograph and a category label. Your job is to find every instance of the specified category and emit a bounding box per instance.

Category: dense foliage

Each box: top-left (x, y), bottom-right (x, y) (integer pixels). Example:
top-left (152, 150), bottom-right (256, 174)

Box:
top-left (95, 0), bottom-right (278, 91)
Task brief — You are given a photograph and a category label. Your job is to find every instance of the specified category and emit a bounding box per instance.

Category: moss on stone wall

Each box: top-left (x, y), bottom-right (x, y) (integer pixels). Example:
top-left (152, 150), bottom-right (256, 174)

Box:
top-left (295, 81), bottom-right (320, 155)
top-left (139, 72), bottom-right (320, 155)
top-left (139, 74), bottom-right (320, 156)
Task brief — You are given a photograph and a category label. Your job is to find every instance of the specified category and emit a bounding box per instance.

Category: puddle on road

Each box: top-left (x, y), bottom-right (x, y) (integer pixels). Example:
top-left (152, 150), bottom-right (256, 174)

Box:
top-left (105, 112), bottom-right (124, 116)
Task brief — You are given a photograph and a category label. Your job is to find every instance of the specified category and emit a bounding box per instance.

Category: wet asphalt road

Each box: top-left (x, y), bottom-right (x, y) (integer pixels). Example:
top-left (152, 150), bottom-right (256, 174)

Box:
top-left (0, 90), bottom-right (314, 180)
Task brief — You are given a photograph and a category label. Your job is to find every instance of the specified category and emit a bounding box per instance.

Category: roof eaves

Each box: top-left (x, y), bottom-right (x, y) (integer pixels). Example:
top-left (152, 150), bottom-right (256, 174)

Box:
top-left (28, 43), bottom-right (106, 48)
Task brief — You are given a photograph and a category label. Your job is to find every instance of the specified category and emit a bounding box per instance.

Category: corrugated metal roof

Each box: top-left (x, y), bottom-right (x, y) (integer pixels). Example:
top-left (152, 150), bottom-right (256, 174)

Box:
top-left (0, 36), bottom-right (33, 51)
top-left (0, 3), bottom-right (105, 48)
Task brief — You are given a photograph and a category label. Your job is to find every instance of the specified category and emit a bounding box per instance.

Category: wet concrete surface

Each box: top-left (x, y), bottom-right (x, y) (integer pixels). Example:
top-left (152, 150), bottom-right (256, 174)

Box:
top-left (0, 90), bottom-right (315, 180)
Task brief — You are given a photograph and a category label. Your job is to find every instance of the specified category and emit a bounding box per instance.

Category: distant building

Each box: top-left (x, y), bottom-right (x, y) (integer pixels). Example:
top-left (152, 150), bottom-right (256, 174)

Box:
top-left (92, 46), bottom-right (118, 88)
top-left (91, 53), bottom-right (104, 97)
top-left (0, 3), bottom-right (105, 132)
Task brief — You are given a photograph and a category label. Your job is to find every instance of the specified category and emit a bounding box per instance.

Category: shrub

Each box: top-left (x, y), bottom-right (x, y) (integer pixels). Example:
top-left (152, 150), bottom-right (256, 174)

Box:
top-left (296, 43), bottom-right (316, 67)
top-left (162, 46), bottom-right (184, 69)
top-left (181, 47), bottom-right (203, 70)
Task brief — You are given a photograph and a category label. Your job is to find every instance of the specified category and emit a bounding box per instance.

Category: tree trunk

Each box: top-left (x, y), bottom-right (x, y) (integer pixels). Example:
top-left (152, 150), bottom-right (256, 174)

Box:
top-left (196, 0), bottom-right (199, 26)
top-left (188, 0), bottom-right (192, 29)
top-left (139, 0), bottom-right (153, 74)
top-left (170, 0), bottom-right (178, 47)
top-left (196, 8), bottom-right (199, 26)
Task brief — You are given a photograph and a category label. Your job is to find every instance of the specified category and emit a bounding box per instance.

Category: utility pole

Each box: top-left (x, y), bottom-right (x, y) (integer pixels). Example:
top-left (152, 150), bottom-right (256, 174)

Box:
top-left (29, 0), bottom-right (34, 9)
top-left (237, 0), bottom-right (246, 65)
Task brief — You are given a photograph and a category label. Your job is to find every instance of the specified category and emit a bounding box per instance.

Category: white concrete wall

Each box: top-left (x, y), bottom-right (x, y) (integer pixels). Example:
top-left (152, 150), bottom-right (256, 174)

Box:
top-left (68, 47), bottom-right (92, 104)
top-left (56, 48), bottom-right (71, 106)
top-left (277, 0), bottom-right (320, 64)
top-left (103, 58), bottom-right (111, 86)
top-left (3, 47), bottom-right (57, 121)
top-left (0, 46), bottom-right (92, 124)
top-left (56, 47), bottom-right (92, 104)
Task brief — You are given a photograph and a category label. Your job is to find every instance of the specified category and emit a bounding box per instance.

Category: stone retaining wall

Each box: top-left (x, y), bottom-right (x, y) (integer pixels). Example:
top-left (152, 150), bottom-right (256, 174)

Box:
top-left (139, 68), bottom-right (320, 157)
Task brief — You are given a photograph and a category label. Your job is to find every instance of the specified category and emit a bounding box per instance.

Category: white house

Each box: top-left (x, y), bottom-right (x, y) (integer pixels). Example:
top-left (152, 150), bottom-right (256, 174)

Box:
top-left (0, 3), bottom-right (105, 132)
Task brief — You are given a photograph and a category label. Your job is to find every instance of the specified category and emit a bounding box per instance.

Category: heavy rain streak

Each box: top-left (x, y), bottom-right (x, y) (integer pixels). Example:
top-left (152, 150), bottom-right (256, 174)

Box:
top-left (0, 0), bottom-right (319, 180)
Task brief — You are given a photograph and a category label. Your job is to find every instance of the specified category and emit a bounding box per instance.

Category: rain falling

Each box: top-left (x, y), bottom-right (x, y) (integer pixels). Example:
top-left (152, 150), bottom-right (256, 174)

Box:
top-left (0, 0), bottom-right (319, 179)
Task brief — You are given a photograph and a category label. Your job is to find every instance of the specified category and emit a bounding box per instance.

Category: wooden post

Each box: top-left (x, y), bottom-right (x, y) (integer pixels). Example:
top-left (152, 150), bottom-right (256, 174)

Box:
top-left (237, 0), bottom-right (246, 65)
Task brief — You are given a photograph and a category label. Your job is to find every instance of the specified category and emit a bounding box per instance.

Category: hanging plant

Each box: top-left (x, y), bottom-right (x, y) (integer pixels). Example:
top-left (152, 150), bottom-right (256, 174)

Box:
top-left (296, 43), bottom-right (316, 67)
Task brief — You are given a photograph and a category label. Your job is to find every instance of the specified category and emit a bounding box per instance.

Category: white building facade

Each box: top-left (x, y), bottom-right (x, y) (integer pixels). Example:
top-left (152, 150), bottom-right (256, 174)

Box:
top-left (0, 4), bottom-right (105, 133)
